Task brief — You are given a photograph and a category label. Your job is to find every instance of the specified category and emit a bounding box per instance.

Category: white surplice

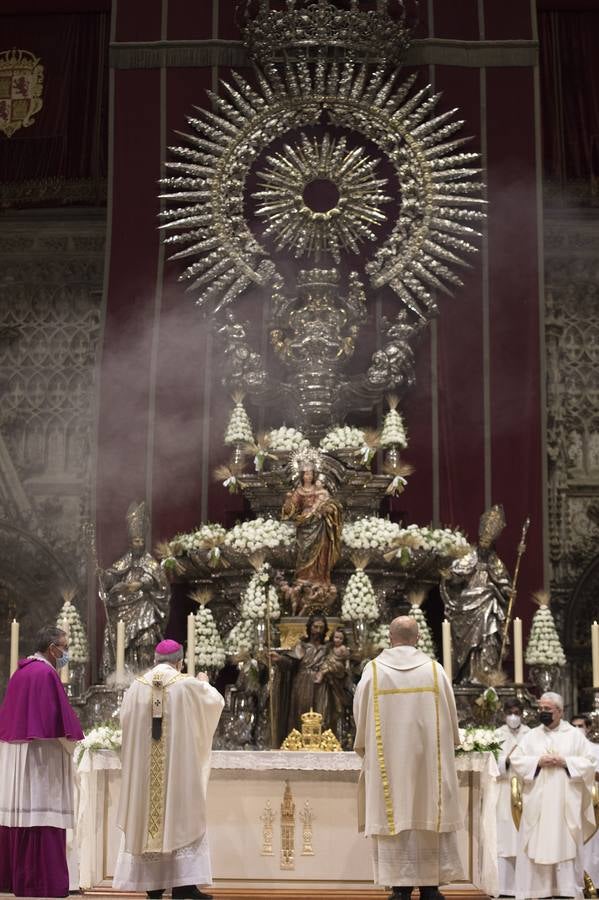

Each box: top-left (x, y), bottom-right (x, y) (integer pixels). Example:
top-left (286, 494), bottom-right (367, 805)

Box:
top-left (113, 664), bottom-right (224, 891)
top-left (354, 646), bottom-right (464, 887)
top-left (583, 738), bottom-right (599, 885)
top-left (510, 721), bottom-right (596, 900)
top-left (494, 722), bottom-right (530, 896)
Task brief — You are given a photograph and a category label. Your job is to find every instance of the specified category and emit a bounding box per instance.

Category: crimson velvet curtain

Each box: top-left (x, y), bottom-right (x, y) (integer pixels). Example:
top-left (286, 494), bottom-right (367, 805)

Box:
top-left (539, 8), bottom-right (599, 183)
top-left (0, 10), bottom-right (109, 204)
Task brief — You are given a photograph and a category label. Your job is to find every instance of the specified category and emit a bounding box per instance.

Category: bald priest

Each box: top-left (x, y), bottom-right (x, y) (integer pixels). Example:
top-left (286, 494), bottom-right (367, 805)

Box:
top-left (354, 616), bottom-right (464, 900)
top-left (114, 639), bottom-right (224, 900)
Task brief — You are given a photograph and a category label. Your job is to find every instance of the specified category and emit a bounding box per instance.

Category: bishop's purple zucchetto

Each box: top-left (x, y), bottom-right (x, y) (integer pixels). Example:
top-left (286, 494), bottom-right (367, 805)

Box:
top-left (155, 639), bottom-right (182, 655)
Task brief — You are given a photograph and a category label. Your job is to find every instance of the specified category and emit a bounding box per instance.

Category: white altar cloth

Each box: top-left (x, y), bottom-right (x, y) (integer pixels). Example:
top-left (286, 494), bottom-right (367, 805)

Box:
top-left (75, 749), bottom-right (499, 892)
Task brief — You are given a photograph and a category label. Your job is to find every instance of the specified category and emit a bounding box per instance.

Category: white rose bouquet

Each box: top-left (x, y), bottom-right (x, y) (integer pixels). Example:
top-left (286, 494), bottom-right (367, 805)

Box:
top-left (456, 726), bottom-right (504, 759)
top-left (224, 618), bottom-right (256, 657)
top-left (341, 554), bottom-right (379, 622)
top-left (190, 591), bottom-right (226, 672)
top-left (381, 394), bottom-right (408, 449)
top-left (342, 516), bottom-right (402, 553)
top-left (320, 426), bottom-right (365, 452)
top-left (165, 523), bottom-right (226, 556)
top-left (367, 622), bottom-right (390, 652)
top-left (75, 723), bottom-right (121, 764)
top-left (240, 562), bottom-right (281, 621)
top-left (224, 391), bottom-right (254, 446)
top-left (407, 589), bottom-right (437, 659)
top-left (267, 426), bottom-right (310, 453)
top-left (525, 591), bottom-right (566, 667)
top-left (390, 524), bottom-right (471, 565)
top-left (56, 592), bottom-right (89, 664)
top-left (224, 517), bottom-right (294, 555)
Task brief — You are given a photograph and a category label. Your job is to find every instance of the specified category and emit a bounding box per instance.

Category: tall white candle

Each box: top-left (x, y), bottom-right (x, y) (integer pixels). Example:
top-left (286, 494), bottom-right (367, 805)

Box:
top-left (592, 621), bottom-right (599, 689)
top-left (60, 618), bottom-right (69, 685)
top-left (442, 620), bottom-right (452, 682)
top-left (9, 619), bottom-right (19, 677)
top-left (187, 613), bottom-right (196, 677)
top-left (116, 619), bottom-right (126, 684)
top-left (513, 617), bottom-right (524, 684)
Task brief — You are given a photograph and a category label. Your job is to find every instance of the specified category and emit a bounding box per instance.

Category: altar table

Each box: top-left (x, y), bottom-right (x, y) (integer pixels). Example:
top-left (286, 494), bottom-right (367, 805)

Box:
top-left (76, 750), bottom-right (499, 893)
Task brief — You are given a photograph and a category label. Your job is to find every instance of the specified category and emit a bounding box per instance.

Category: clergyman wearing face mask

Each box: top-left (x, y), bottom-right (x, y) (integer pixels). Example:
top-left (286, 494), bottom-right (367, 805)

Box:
top-left (509, 691), bottom-right (597, 900)
top-left (0, 625), bottom-right (84, 897)
top-left (494, 700), bottom-right (530, 896)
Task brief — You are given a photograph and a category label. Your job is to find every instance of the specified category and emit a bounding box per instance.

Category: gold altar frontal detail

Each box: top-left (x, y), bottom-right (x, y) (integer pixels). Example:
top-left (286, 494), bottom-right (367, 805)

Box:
top-left (281, 709), bottom-right (342, 752)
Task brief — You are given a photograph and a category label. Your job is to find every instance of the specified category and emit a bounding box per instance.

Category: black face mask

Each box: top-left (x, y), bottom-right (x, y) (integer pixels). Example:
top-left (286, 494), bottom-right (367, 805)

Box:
top-left (539, 711), bottom-right (554, 726)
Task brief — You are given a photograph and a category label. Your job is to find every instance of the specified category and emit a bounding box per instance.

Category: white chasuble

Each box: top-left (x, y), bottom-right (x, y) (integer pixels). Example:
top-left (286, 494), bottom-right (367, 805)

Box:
top-left (116, 664), bottom-right (224, 861)
top-left (354, 646), bottom-right (463, 837)
top-left (583, 739), bottom-right (599, 884)
top-left (510, 721), bottom-right (596, 900)
top-left (495, 723), bottom-right (530, 857)
top-left (494, 722), bottom-right (530, 896)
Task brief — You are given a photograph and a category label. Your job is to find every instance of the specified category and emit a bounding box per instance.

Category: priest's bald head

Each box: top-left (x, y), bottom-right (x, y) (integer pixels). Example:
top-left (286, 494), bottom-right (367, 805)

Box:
top-left (389, 615), bottom-right (419, 647)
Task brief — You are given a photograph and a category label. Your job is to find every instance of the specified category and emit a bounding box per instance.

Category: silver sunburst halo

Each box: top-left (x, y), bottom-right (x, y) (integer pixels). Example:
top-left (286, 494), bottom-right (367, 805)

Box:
top-left (160, 60), bottom-right (485, 318)
top-left (253, 133), bottom-right (391, 262)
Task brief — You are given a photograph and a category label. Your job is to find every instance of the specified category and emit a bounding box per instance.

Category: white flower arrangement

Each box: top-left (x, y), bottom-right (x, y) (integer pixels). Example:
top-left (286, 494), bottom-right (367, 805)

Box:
top-left (75, 724), bottom-right (121, 764)
top-left (381, 395), bottom-right (408, 449)
top-left (224, 393), bottom-right (254, 446)
top-left (240, 565), bottom-right (281, 621)
top-left (224, 517), bottom-right (294, 555)
top-left (367, 622), bottom-right (390, 651)
top-left (224, 618), bottom-right (257, 657)
top-left (192, 601), bottom-right (226, 672)
top-left (394, 524), bottom-right (471, 558)
top-left (168, 523), bottom-right (226, 556)
top-left (408, 593), bottom-right (437, 659)
top-left (320, 426), bottom-right (365, 452)
top-left (525, 592), bottom-right (566, 667)
top-left (267, 427), bottom-right (310, 453)
top-left (56, 595), bottom-right (89, 664)
top-left (342, 516), bottom-right (402, 553)
top-left (341, 559), bottom-right (379, 622)
top-left (457, 726), bottom-right (504, 758)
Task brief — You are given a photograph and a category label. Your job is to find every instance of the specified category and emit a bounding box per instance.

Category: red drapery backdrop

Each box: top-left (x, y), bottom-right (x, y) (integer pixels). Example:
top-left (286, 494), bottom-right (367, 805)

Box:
top-left (94, 1), bottom-right (545, 650)
top-left (538, 7), bottom-right (599, 183)
top-left (0, 7), bottom-right (109, 204)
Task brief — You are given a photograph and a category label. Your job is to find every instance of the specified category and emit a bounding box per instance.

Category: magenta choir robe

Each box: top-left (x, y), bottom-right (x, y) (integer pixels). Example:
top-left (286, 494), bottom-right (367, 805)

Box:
top-left (0, 657), bottom-right (84, 898)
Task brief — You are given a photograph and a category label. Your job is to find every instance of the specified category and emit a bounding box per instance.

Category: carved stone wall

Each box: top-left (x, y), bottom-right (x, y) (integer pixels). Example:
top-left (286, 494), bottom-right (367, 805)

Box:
top-left (0, 211), bottom-right (104, 693)
top-left (545, 210), bottom-right (599, 711)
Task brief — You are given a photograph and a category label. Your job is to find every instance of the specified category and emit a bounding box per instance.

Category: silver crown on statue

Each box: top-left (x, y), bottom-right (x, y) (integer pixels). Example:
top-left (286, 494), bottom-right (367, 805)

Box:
top-left (238, 0), bottom-right (417, 65)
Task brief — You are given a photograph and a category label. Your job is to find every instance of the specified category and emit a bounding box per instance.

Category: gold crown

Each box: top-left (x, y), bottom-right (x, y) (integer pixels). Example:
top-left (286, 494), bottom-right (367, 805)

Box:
top-left (239, 0), bottom-right (415, 66)
top-left (301, 709), bottom-right (323, 727)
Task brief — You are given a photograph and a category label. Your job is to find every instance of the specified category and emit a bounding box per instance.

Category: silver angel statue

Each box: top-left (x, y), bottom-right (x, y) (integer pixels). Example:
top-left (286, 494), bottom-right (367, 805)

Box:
top-left (101, 501), bottom-right (169, 678)
top-left (440, 505), bottom-right (512, 683)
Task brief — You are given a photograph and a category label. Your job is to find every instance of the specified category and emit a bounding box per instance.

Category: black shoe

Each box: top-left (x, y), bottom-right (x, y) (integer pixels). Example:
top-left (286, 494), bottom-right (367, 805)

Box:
top-left (390, 888), bottom-right (413, 900)
top-left (147, 892), bottom-right (164, 899)
top-left (420, 888), bottom-right (445, 900)
top-left (172, 888), bottom-right (213, 900)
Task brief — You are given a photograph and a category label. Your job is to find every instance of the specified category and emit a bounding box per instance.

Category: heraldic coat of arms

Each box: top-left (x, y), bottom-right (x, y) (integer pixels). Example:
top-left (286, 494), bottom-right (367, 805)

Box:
top-left (0, 49), bottom-right (44, 138)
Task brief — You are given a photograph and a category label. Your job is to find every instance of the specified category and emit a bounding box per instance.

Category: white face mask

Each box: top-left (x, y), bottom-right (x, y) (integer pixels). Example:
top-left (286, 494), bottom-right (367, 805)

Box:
top-left (506, 714), bottom-right (521, 730)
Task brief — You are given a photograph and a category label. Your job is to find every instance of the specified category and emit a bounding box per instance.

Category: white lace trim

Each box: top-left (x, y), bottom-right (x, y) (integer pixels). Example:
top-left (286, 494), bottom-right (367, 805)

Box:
top-left (77, 747), bottom-right (497, 775)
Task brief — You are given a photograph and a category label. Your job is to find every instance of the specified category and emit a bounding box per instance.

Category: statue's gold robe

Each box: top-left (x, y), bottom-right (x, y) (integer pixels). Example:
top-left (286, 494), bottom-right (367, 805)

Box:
top-left (354, 646), bottom-right (464, 887)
